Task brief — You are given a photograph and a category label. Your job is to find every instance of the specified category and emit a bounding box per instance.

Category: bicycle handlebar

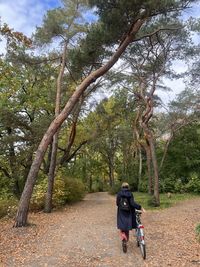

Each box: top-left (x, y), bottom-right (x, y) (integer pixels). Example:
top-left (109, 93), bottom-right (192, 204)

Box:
top-left (135, 210), bottom-right (142, 214)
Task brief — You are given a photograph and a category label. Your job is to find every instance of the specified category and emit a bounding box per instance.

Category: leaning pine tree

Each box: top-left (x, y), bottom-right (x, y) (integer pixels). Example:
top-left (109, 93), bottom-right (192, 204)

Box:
top-left (14, 0), bottom-right (198, 226)
top-left (33, 0), bottom-right (90, 213)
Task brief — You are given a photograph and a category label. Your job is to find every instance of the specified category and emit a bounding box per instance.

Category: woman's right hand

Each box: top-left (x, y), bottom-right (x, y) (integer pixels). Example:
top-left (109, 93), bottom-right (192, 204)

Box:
top-left (141, 207), bottom-right (146, 213)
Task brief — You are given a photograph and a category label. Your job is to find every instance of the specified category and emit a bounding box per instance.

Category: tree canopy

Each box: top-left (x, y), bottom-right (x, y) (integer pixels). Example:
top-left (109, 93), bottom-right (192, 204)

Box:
top-left (0, 0), bottom-right (200, 225)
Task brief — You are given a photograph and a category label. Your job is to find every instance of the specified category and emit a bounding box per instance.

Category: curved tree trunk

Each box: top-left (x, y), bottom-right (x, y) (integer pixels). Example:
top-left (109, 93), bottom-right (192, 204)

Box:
top-left (44, 42), bottom-right (67, 213)
top-left (14, 19), bottom-right (145, 227)
top-left (58, 103), bottom-right (81, 166)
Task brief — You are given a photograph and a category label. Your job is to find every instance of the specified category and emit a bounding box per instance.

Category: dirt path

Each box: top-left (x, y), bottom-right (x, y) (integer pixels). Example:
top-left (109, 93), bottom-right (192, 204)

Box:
top-left (0, 192), bottom-right (200, 267)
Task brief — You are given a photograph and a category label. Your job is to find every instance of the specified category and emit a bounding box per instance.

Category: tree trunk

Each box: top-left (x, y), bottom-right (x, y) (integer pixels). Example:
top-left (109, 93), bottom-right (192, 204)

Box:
top-left (44, 132), bottom-right (59, 212)
top-left (159, 134), bottom-right (173, 171)
top-left (138, 147), bottom-right (142, 191)
top-left (108, 158), bottom-right (114, 187)
top-left (14, 19), bottom-right (145, 227)
top-left (22, 153), bottom-right (34, 193)
top-left (146, 131), bottom-right (160, 205)
top-left (89, 175), bottom-right (92, 192)
top-left (58, 107), bottom-right (80, 166)
top-left (43, 143), bottom-right (53, 175)
top-left (145, 143), bottom-right (153, 195)
top-left (44, 42), bottom-right (67, 213)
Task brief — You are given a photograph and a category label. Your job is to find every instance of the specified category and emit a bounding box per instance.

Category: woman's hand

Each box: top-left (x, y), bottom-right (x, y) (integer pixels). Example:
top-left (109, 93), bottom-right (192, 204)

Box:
top-left (141, 207), bottom-right (146, 213)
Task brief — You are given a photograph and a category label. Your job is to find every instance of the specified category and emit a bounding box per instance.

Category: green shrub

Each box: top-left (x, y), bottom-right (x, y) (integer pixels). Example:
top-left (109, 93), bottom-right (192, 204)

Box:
top-left (160, 176), bottom-right (176, 193)
top-left (147, 195), bottom-right (160, 207)
top-left (174, 179), bottom-right (185, 193)
top-left (30, 178), bottom-right (47, 211)
top-left (138, 178), bottom-right (148, 193)
top-left (0, 198), bottom-right (18, 219)
top-left (30, 175), bottom-right (86, 211)
top-left (195, 223), bottom-right (200, 242)
top-left (89, 180), bottom-right (102, 193)
top-left (63, 176), bottom-right (86, 202)
top-left (185, 173), bottom-right (200, 193)
top-left (108, 183), bottom-right (121, 195)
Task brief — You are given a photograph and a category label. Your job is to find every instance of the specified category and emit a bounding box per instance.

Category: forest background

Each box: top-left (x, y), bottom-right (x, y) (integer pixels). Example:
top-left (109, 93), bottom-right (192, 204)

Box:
top-left (0, 0), bottom-right (200, 226)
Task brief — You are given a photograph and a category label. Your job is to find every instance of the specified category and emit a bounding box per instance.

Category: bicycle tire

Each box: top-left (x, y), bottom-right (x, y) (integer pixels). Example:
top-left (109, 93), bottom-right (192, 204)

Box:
top-left (140, 243), bottom-right (146, 259)
top-left (136, 231), bottom-right (139, 247)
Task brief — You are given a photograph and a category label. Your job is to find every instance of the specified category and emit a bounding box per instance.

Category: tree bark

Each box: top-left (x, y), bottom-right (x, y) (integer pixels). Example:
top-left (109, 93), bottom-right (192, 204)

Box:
top-left (159, 134), bottom-right (172, 171)
top-left (44, 42), bottom-right (67, 213)
top-left (144, 142), bottom-right (153, 195)
top-left (44, 132), bottom-right (59, 212)
top-left (59, 140), bottom-right (88, 166)
top-left (58, 104), bottom-right (81, 166)
top-left (138, 147), bottom-right (142, 191)
top-left (43, 142), bottom-right (52, 175)
top-left (14, 18), bottom-right (145, 227)
top-left (144, 128), bottom-right (160, 205)
top-left (89, 175), bottom-right (92, 192)
top-left (108, 157), bottom-right (114, 187)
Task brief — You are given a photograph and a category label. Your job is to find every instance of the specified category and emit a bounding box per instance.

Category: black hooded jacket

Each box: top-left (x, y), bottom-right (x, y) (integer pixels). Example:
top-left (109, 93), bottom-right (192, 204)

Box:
top-left (116, 188), bottom-right (141, 230)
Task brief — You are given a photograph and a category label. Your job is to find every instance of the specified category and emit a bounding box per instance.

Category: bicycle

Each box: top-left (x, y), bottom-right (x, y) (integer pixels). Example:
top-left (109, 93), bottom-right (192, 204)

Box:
top-left (135, 210), bottom-right (146, 259)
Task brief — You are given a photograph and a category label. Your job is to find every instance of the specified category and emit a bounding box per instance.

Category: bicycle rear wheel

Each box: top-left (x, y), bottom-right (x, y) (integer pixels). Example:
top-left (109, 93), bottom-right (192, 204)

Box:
top-left (135, 230), bottom-right (139, 247)
top-left (139, 243), bottom-right (146, 259)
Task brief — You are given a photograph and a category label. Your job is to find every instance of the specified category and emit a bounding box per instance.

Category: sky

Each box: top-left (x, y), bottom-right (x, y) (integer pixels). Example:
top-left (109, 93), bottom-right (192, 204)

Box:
top-left (0, 0), bottom-right (60, 37)
top-left (0, 0), bottom-right (200, 106)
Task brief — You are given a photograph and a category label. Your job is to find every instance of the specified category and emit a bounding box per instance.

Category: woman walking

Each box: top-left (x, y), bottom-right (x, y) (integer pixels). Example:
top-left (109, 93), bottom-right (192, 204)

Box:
top-left (116, 182), bottom-right (144, 252)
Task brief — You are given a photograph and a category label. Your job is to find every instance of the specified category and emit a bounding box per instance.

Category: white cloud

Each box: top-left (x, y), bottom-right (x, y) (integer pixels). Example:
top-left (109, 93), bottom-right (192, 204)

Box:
top-left (0, 0), bottom-right (59, 37)
top-left (0, 0), bottom-right (60, 54)
top-left (158, 78), bottom-right (185, 107)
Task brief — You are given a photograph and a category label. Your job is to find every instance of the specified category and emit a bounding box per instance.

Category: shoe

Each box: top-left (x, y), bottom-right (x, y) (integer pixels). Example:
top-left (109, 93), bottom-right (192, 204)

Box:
top-left (122, 239), bottom-right (127, 253)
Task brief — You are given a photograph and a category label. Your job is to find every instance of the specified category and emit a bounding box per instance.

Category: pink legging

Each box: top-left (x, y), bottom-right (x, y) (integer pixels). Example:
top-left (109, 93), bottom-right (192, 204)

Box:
top-left (119, 230), bottom-right (129, 241)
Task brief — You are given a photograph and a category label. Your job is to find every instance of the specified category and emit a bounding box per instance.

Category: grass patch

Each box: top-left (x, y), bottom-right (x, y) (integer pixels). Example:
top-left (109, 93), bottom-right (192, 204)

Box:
top-left (195, 224), bottom-right (200, 243)
top-left (133, 192), bottom-right (200, 210)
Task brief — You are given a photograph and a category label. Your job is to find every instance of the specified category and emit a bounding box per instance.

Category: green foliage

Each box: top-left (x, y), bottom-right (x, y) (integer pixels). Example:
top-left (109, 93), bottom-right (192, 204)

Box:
top-left (108, 183), bottom-right (121, 195)
top-left (30, 175), bottom-right (86, 211)
top-left (159, 123), bottom-right (200, 191)
top-left (30, 178), bottom-right (47, 210)
top-left (1, 0), bottom-right (200, 211)
top-left (195, 223), bottom-right (200, 243)
top-left (134, 192), bottom-right (199, 210)
top-left (0, 197), bottom-right (18, 219)
top-left (147, 195), bottom-right (160, 207)
top-left (89, 178), bottom-right (106, 192)
top-left (62, 176), bottom-right (86, 202)
top-left (138, 176), bottom-right (148, 193)
top-left (89, 0), bottom-right (192, 44)
top-left (185, 173), bottom-right (200, 193)
top-left (34, 0), bottom-right (89, 45)
top-left (160, 176), bottom-right (178, 193)
top-left (0, 26), bottom-right (57, 197)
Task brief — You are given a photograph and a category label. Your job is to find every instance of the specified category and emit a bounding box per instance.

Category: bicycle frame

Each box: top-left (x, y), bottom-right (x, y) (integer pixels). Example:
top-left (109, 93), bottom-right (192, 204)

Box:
top-left (135, 210), bottom-right (146, 259)
top-left (136, 225), bottom-right (145, 245)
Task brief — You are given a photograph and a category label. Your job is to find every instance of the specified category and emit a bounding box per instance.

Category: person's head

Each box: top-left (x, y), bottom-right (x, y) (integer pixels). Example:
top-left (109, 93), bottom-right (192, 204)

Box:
top-left (121, 182), bottom-right (130, 189)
